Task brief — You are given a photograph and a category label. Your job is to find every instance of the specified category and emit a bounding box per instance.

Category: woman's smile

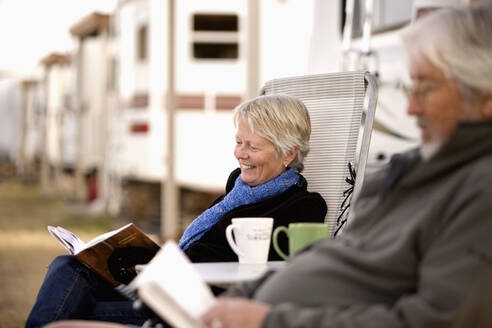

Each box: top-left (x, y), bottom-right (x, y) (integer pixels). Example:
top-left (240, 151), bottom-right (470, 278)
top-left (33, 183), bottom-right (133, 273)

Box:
top-left (234, 119), bottom-right (288, 187)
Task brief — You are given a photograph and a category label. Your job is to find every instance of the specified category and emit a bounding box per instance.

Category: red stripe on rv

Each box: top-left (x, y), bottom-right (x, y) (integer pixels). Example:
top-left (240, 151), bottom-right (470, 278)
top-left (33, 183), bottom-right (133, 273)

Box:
top-left (215, 95), bottom-right (242, 110)
top-left (130, 122), bottom-right (149, 133)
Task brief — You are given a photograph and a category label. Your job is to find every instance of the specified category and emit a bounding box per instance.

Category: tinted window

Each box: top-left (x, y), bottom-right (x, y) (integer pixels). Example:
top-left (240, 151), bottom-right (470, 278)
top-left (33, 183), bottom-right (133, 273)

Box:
top-left (341, 0), bottom-right (413, 37)
top-left (193, 14), bottom-right (238, 31)
top-left (191, 13), bottom-right (239, 60)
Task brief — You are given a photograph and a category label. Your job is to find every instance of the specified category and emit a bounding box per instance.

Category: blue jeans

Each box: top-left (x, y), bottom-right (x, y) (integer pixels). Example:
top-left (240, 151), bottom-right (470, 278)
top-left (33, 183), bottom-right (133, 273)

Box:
top-left (26, 255), bottom-right (149, 328)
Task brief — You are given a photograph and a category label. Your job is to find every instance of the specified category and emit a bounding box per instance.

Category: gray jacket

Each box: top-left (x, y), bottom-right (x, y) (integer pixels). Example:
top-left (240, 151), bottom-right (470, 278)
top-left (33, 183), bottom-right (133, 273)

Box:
top-left (226, 122), bottom-right (492, 328)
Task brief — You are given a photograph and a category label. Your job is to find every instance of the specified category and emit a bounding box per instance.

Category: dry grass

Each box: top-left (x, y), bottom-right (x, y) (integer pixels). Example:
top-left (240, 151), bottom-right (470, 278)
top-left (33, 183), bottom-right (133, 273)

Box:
top-left (0, 179), bottom-right (115, 328)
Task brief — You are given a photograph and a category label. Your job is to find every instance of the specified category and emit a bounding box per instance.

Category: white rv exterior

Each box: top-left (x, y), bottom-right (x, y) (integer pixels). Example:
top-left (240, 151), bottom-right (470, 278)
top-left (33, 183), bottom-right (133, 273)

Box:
top-left (0, 77), bottom-right (22, 162)
top-left (68, 13), bottom-right (112, 201)
top-left (0, 75), bottom-right (44, 176)
top-left (43, 57), bottom-right (73, 169)
top-left (19, 80), bottom-right (44, 174)
top-left (111, 0), bottom-right (246, 191)
top-left (108, 0), bottom-right (419, 196)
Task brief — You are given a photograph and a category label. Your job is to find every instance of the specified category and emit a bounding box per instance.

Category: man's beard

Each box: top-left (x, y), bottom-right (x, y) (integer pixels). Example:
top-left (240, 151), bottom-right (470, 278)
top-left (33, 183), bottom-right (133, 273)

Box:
top-left (418, 118), bottom-right (444, 161)
top-left (420, 140), bottom-right (443, 161)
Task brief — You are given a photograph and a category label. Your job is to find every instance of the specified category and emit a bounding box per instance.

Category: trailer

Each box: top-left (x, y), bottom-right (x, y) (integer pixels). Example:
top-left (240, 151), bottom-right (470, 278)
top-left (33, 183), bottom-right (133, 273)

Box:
top-left (0, 74), bottom-right (45, 180)
top-left (0, 77), bottom-right (22, 168)
top-left (107, 0), bottom-right (419, 196)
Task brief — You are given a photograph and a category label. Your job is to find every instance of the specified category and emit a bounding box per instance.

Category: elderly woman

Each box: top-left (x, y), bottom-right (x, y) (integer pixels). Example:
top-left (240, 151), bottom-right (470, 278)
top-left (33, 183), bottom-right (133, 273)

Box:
top-left (183, 94), bottom-right (326, 262)
top-left (26, 94), bottom-right (327, 328)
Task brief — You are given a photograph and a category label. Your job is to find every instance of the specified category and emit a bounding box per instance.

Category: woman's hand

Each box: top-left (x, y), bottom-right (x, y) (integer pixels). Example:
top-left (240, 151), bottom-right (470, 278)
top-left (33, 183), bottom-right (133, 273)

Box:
top-left (201, 297), bottom-right (271, 328)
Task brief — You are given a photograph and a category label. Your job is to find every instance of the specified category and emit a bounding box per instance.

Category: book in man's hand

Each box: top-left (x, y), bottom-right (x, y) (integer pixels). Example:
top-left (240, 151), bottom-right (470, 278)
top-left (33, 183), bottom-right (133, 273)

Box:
top-left (129, 241), bottom-right (216, 328)
top-left (47, 223), bottom-right (160, 287)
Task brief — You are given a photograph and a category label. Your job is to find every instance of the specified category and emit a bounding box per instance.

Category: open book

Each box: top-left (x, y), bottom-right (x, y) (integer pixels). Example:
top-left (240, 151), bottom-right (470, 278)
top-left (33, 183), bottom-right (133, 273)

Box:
top-left (48, 223), bottom-right (160, 286)
top-left (129, 241), bottom-right (216, 328)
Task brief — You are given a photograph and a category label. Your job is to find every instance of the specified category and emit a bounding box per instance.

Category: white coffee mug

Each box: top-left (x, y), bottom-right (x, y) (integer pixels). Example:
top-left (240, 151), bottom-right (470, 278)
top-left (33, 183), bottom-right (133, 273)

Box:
top-left (225, 217), bottom-right (274, 264)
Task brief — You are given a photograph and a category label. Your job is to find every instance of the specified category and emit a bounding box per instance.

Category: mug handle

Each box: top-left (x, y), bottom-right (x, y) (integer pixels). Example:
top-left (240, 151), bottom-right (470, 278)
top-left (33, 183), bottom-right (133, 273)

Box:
top-left (272, 226), bottom-right (289, 260)
top-left (226, 224), bottom-right (245, 258)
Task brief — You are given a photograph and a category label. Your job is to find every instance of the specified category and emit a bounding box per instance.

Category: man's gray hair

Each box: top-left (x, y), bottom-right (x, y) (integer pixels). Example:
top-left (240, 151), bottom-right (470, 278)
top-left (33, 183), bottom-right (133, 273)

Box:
top-left (233, 94), bottom-right (311, 172)
top-left (401, 3), bottom-right (492, 96)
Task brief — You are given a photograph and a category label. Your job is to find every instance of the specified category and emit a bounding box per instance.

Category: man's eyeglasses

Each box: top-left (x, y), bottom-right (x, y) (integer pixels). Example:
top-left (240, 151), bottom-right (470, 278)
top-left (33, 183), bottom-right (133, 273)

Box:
top-left (400, 79), bottom-right (450, 104)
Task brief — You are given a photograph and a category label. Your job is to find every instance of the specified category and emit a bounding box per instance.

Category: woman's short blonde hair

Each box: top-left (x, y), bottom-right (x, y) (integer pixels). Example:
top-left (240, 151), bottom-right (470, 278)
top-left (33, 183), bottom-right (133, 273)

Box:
top-left (233, 94), bottom-right (311, 172)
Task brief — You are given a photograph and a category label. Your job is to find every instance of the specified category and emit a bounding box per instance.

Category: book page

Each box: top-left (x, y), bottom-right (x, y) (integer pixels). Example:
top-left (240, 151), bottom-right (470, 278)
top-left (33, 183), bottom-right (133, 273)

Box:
top-left (138, 281), bottom-right (203, 328)
top-left (130, 241), bottom-right (216, 326)
top-left (47, 223), bottom-right (134, 255)
top-left (83, 222), bottom-right (134, 251)
top-left (47, 226), bottom-right (85, 255)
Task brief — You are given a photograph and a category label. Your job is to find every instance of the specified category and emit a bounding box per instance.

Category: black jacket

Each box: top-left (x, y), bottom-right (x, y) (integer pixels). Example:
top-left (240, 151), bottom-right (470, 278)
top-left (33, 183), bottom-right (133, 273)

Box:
top-left (184, 168), bottom-right (327, 262)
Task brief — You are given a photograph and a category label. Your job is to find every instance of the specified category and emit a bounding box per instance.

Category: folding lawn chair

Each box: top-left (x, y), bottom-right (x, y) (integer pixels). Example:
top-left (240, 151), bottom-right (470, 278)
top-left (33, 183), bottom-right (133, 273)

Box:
top-left (259, 70), bottom-right (378, 235)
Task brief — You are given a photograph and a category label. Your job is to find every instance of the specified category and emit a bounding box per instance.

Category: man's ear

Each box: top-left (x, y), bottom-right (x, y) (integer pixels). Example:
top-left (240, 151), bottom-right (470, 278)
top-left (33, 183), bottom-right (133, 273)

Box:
top-left (480, 97), bottom-right (492, 120)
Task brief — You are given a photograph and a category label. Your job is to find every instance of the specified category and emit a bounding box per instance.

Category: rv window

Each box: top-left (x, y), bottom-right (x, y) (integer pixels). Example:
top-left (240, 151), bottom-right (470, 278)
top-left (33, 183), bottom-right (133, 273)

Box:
top-left (193, 14), bottom-right (238, 31)
top-left (191, 13), bottom-right (239, 60)
top-left (137, 24), bottom-right (148, 61)
top-left (193, 43), bottom-right (238, 59)
top-left (341, 0), bottom-right (412, 37)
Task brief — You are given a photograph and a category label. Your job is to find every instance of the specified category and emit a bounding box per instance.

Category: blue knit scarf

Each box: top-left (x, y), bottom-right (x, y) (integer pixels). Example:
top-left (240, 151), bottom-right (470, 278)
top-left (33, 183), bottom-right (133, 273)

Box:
top-left (178, 168), bottom-right (301, 251)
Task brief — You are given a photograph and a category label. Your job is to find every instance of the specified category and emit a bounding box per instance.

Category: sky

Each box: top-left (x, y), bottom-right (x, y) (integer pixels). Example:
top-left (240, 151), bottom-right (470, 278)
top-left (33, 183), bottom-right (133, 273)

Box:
top-left (0, 0), bottom-right (116, 78)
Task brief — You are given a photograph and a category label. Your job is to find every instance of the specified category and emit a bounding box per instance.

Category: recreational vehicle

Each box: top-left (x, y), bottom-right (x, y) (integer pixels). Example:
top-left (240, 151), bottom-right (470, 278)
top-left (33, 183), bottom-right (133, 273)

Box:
top-left (0, 75), bottom-right (44, 180)
top-left (69, 13), bottom-right (112, 202)
top-left (0, 76), bottom-right (23, 168)
top-left (106, 0), bottom-right (419, 218)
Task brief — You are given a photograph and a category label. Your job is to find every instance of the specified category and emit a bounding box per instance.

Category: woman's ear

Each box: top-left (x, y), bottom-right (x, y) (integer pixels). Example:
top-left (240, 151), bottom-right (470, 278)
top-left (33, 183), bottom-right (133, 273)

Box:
top-left (284, 146), bottom-right (298, 167)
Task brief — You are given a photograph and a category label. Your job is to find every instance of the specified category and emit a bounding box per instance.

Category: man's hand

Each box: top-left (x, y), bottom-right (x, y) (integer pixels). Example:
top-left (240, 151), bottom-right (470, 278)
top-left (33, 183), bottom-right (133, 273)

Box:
top-left (201, 297), bottom-right (271, 328)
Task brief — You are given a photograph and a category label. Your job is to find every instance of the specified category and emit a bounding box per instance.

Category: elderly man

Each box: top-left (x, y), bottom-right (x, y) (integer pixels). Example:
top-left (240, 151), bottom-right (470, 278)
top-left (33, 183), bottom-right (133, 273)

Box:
top-left (201, 3), bottom-right (492, 328)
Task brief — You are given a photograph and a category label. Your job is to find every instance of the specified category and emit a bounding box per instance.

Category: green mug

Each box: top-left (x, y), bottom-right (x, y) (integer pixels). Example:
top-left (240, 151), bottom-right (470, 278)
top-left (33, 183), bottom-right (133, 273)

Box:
top-left (272, 223), bottom-right (329, 259)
